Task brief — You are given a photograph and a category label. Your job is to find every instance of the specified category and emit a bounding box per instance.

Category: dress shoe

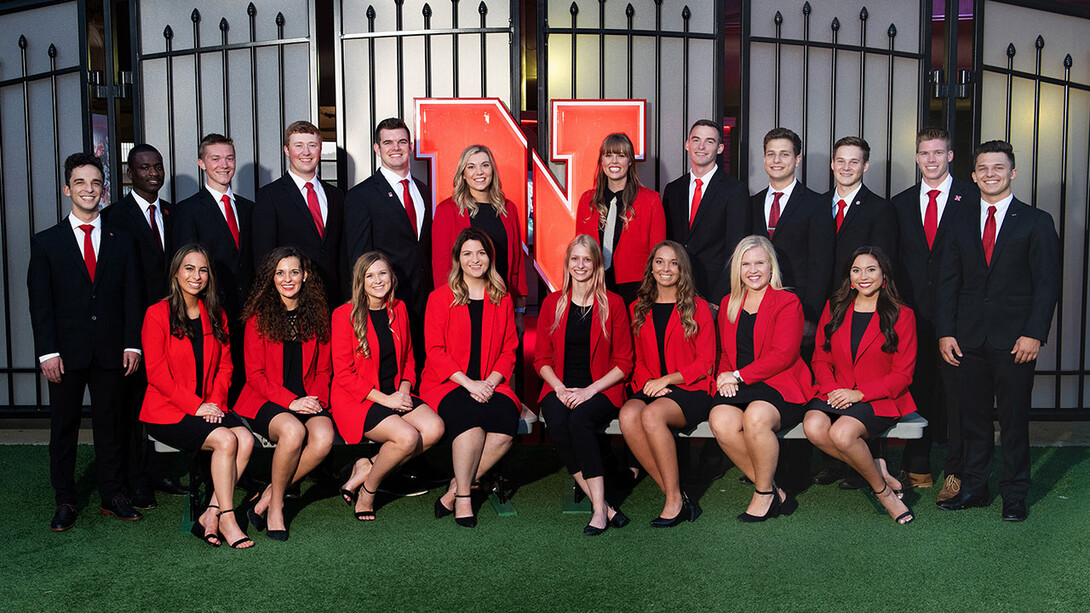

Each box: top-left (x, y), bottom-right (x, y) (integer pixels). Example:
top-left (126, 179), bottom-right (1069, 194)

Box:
top-left (100, 495), bottom-right (143, 521)
top-left (131, 488), bottom-right (158, 510)
top-left (152, 477), bottom-right (189, 496)
top-left (838, 473), bottom-right (867, 490)
top-left (907, 471), bottom-right (934, 488)
top-left (50, 503), bottom-right (77, 532)
top-left (936, 490), bottom-right (990, 511)
top-left (811, 467), bottom-right (844, 486)
top-left (582, 522), bottom-right (608, 536)
top-left (608, 508), bottom-right (630, 528)
top-left (1002, 499), bottom-right (1028, 522)
top-left (936, 474), bottom-right (961, 502)
top-left (738, 488), bottom-right (781, 523)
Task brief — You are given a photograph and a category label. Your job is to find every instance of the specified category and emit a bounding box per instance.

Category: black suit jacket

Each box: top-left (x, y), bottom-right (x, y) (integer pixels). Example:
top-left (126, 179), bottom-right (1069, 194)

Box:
top-left (750, 183), bottom-right (835, 321)
top-left (27, 220), bottom-right (143, 370)
top-left (662, 169), bottom-right (750, 304)
top-left (891, 177), bottom-right (978, 323)
top-left (253, 173), bottom-right (345, 306)
top-left (174, 188), bottom-right (255, 321)
top-left (827, 184), bottom-right (899, 277)
top-left (936, 197), bottom-right (1061, 350)
top-left (344, 171), bottom-right (432, 317)
top-left (101, 194), bottom-right (173, 306)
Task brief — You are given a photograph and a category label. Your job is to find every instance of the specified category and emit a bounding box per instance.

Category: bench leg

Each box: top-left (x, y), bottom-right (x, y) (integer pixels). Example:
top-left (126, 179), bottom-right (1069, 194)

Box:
top-left (562, 475), bottom-right (592, 514)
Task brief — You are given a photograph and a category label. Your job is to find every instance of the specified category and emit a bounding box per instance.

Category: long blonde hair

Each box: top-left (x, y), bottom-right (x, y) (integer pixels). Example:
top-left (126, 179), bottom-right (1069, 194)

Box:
top-left (724, 235), bottom-right (784, 323)
top-left (448, 228), bottom-right (507, 306)
top-left (584, 133), bottom-right (642, 230)
top-left (452, 144), bottom-right (508, 218)
top-left (550, 235), bottom-right (610, 338)
top-left (632, 240), bottom-right (699, 339)
top-left (349, 252), bottom-right (399, 359)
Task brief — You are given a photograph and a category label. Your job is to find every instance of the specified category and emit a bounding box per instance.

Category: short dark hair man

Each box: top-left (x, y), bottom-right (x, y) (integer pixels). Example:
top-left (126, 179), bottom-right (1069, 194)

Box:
top-left (29, 153), bottom-right (144, 531)
top-left (661, 119), bottom-right (750, 305)
top-left (936, 140), bottom-right (1061, 521)
top-left (827, 136), bottom-right (898, 276)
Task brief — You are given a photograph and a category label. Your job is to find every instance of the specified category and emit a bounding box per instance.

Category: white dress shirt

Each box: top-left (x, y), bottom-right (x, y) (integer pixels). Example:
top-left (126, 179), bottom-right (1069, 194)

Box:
top-left (287, 169), bottom-right (328, 224)
top-left (380, 165), bottom-right (426, 239)
top-left (130, 191), bottom-right (165, 247)
top-left (980, 194), bottom-right (1013, 240)
top-left (918, 174), bottom-right (954, 224)
top-left (763, 179), bottom-right (798, 226)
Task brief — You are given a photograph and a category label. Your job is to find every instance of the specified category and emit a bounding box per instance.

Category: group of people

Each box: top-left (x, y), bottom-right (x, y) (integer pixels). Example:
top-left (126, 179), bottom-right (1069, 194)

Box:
top-left (27, 114), bottom-right (1060, 545)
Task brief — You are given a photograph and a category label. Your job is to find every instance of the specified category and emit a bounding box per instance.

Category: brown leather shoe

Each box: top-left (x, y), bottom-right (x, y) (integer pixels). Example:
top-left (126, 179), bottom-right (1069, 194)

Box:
top-left (907, 472), bottom-right (934, 488)
top-left (936, 474), bottom-right (961, 502)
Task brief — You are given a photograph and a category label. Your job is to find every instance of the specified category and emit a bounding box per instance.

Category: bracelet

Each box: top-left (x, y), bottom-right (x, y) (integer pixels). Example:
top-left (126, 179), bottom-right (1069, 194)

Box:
top-left (513, 307), bottom-right (527, 314)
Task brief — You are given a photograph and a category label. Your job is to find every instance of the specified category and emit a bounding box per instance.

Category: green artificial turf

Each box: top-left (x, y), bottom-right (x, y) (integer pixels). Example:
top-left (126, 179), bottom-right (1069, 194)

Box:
top-left (1, 443), bottom-right (1088, 612)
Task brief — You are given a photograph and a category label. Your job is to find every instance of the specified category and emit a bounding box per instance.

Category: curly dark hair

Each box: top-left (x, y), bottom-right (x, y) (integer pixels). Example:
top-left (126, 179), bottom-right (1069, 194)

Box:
top-left (822, 246), bottom-right (903, 354)
top-left (242, 246), bottom-right (330, 344)
top-left (167, 244), bottom-right (229, 344)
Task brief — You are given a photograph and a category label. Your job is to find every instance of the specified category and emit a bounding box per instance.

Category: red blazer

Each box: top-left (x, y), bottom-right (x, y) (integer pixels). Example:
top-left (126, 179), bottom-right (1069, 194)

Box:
top-left (329, 300), bottom-right (417, 445)
top-left (630, 297), bottom-right (715, 393)
top-left (420, 286), bottom-right (520, 411)
top-left (812, 302), bottom-right (918, 418)
top-left (233, 315), bottom-right (332, 419)
top-left (139, 300), bottom-right (232, 425)
top-left (576, 187), bottom-right (667, 284)
top-left (717, 288), bottom-right (813, 403)
top-left (534, 290), bottom-right (634, 408)
top-left (431, 197), bottom-right (526, 297)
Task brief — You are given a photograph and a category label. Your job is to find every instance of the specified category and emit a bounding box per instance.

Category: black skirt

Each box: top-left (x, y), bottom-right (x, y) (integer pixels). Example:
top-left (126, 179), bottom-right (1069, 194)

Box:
top-left (438, 387), bottom-right (519, 438)
top-left (146, 412), bottom-right (247, 451)
top-left (363, 396), bottom-right (427, 434)
top-left (712, 382), bottom-right (806, 431)
top-left (628, 386), bottom-right (713, 433)
top-left (804, 398), bottom-right (897, 438)
top-left (248, 401), bottom-right (332, 439)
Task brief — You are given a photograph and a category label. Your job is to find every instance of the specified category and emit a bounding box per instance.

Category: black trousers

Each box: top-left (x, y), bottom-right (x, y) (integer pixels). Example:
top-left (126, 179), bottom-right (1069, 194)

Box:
top-left (48, 365), bottom-right (126, 506)
top-left (956, 344), bottom-right (1034, 501)
top-left (540, 392), bottom-right (618, 480)
top-left (901, 317), bottom-right (964, 476)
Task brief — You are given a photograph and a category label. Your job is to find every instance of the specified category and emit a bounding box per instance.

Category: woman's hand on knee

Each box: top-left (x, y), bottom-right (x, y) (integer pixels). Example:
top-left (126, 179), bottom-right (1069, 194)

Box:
top-left (289, 396), bottom-right (323, 414)
top-left (196, 403), bottom-right (224, 423)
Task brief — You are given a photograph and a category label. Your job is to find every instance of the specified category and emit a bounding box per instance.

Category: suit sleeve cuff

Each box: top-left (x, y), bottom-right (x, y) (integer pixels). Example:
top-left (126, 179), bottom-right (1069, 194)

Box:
top-left (124, 348), bottom-right (142, 356)
top-left (39, 353), bottom-right (60, 363)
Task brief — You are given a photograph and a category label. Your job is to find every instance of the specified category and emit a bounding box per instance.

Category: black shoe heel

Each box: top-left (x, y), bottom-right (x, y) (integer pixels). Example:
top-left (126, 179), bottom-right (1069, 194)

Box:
top-left (454, 494), bottom-right (477, 528)
top-left (738, 488), bottom-right (781, 523)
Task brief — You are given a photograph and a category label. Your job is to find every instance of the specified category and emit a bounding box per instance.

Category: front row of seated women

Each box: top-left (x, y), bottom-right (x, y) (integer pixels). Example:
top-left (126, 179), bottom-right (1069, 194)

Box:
top-left (139, 228), bottom-right (918, 548)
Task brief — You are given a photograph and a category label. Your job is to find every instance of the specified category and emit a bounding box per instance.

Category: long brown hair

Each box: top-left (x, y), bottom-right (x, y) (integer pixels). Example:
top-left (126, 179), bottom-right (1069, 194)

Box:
top-left (724, 235), bottom-right (784, 324)
top-left (242, 246), bottom-right (330, 344)
top-left (448, 227), bottom-right (506, 306)
top-left (452, 144), bottom-right (508, 218)
top-left (167, 243), bottom-right (228, 344)
top-left (822, 246), bottom-right (903, 353)
top-left (632, 240), bottom-right (699, 338)
top-left (584, 133), bottom-right (642, 230)
top-left (550, 235), bottom-right (610, 338)
top-left (349, 252), bottom-right (399, 359)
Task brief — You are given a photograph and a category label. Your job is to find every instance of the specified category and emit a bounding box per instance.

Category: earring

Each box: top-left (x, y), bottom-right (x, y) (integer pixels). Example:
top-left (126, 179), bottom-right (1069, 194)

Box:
top-left (850, 283), bottom-right (855, 290)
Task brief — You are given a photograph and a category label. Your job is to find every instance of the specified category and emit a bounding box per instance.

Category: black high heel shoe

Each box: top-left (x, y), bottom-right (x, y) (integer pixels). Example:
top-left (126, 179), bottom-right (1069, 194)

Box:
top-left (872, 484), bottom-right (914, 525)
top-left (608, 506), bottom-right (630, 528)
top-left (454, 494), bottom-right (477, 528)
top-left (683, 491), bottom-right (702, 523)
top-left (776, 484), bottom-right (799, 516)
top-left (650, 495), bottom-right (692, 528)
top-left (217, 508), bottom-right (254, 549)
top-left (190, 505), bottom-right (221, 547)
top-left (354, 482), bottom-right (377, 521)
top-left (738, 488), bottom-right (781, 523)
top-left (434, 495), bottom-right (454, 519)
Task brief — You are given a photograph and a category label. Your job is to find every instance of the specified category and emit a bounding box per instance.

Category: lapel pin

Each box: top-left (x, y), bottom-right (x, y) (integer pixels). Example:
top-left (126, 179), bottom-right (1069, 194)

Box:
top-left (954, 195), bottom-right (962, 202)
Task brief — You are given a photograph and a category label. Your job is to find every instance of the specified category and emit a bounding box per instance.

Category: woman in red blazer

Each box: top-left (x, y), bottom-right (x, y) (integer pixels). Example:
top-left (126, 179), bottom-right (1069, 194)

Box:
top-left (709, 236), bottom-right (813, 522)
top-left (422, 228), bottom-right (520, 528)
top-left (535, 235), bottom-right (634, 536)
top-left (140, 244), bottom-right (254, 549)
top-left (331, 252), bottom-right (444, 521)
top-left (234, 246), bottom-right (333, 540)
top-left (804, 246), bottom-right (917, 525)
top-left (575, 132), bottom-right (666, 305)
top-left (619, 240), bottom-right (715, 528)
top-left (431, 145), bottom-right (526, 302)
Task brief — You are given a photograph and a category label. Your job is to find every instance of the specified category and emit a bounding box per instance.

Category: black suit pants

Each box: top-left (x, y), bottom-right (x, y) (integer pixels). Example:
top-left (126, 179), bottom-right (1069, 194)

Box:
top-left (901, 317), bottom-right (963, 475)
top-left (48, 365), bottom-right (125, 505)
top-left (956, 345), bottom-right (1034, 501)
top-left (541, 392), bottom-right (618, 480)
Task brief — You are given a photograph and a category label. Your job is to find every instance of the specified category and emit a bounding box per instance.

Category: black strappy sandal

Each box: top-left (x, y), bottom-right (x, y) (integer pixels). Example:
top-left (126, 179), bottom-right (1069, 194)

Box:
top-left (217, 508), bottom-right (255, 549)
top-left (190, 504), bottom-right (221, 547)
top-left (354, 482), bottom-right (377, 521)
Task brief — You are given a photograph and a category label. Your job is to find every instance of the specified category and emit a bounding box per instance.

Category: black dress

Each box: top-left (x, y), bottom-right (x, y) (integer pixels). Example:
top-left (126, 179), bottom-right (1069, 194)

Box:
top-left (362, 307), bottom-right (425, 434)
top-left (470, 204), bottom-right (509, 283)
top-left (630, 303), bottom-right (712, 429)
top-left (250, 310), bottom-right (331, 438)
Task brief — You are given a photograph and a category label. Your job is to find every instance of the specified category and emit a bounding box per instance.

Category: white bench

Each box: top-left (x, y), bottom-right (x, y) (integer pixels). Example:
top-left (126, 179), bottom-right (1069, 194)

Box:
top-left (600, 411), bottom-right (928, 439)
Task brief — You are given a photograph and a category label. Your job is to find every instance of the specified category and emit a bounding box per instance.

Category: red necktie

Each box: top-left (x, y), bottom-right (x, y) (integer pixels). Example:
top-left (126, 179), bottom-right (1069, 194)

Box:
top-left (401, 179), bottom-right (418, 235)
top-left (689, 178), bottom-right (703, 226)
top-left (221, 195), bottom-right (240, 248)
top-left (924, 189), bottom-right (940, 249)
top-left (982, 205), bottom-right (997, 265)
top-left (148, 204), bottom-right (163, 252)
top-left (304, 182), bottom-right (325, 238)
top-left (79, 224), bottom-right (96, 281)
top-left (835, 199), bottom-right (847, 232)
top-left (768, 192), bottom-right (783, 238)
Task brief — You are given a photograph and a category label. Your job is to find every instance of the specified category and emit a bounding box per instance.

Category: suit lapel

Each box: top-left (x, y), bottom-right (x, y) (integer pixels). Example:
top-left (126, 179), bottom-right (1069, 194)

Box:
top-left (773, 184), bottom-right (806, 232)
top-left (934, 180), bottom-right (971, 248)
top-left (838, 186), bottom-right (869, 234)
top-left (555, 300), bottom-right (570, 375)
top-left (670, 176), bottom-right (693, 239)
top-left (122, 195), bottom-right (163, 253)
top-left (589, 300), bottom-right (602, 361)
top-left (751, 290), bottom-right (771, 357)
top-left (852, 308), bottom-right (883, 366)
top-left (662, 304), bottom-right (681, 371)
top-left (988, 198), bottom-right (1024, 272)
top-left (480, 298), bottom-right (496, 376)
top-left (281, 174), bottom-right (324, 242)
top-left (688, 171), bottom-right (722, 238)
top-left (59, 224), bottom-right (93, 284)
top-left (199, 301), bottom-right (216, 398)
top-left (376, 171), bottom-right (419, 236)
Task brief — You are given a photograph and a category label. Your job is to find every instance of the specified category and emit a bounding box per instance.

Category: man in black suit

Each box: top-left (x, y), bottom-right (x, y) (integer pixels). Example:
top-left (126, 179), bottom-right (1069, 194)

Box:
top-left (345, 117), bottom-right (432, 348)
top-left (253, 120), bottom-right (345, 306)
top-left (29, 153), bottom-right (145, 531)
top-left (174, 133), bottom-right (254, 401)
top-left (936, 140), bottom-right (1061, 521)
top-left (101, 143), bottom-right (184, 506)
top-left (891, 127), bottom-right (977, 498)
top-left (661, 119), bottom-right (750, 306)
top-left (827, 136), bottom-right (898, 276)
top-left (750, 127), bottom-right (834, 332)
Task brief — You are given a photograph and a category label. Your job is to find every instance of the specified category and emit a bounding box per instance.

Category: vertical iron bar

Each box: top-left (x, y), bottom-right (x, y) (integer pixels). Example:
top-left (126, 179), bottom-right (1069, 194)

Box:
top-left (193, 9), bottom-right (204, 139)
top-left (570, 2), bottom-right (578, 97)
top-left (249, 3), bottom-right (260, 196)
top-left (334, 0), bottom-right (347, 184)
top-left (858, 7), bottom-right (867, 138)
top-left (20, 36), bottom-right (34, 233)
top-left (50, 45), bottom-right (62, 220)
top-left (220, 18), bottom-right (231, 136)
top-left (424, 4), bottom-right (433, 98)
top-left (802, 3), bottom-right (810, 185)
top-left (773, 11), bottom-right (782, 126)
top-left (367, 7), bottom-right (377, 174)
top-left (276, 12), bottom-right (286, 176)
top-left (1004, 43), bottom-right (1015, 142)
top-left (885, 24), bottom-right (896, 199)
top-left (626, 3), bottom-right (634, 99)
top-left (1031, 35), bottom-right (1042, 208)
top-left (1080, 59), bottom-right (1090, 409)
top-left (654, 0), bottom-right (662, 187)
top-left (80, 0), bottom-right (92, 149)
top-left (479, 1), bottom-right (488, 96)
top-left (165, 26), bottom-right (177, 204)
top-left (682, 6), bottom-right (691, 138)
top-left (713, 0), bottom-right (725, 156)
top-left (536, 0), bottom-right (549, 158)
top-left (829, 17), bottom-right (840, 187)
top-left (307, 3), bottom-right (320, 133)
top-left (452, 0), bottom-right (461, 97)
top-left (396, 0), bottom-right (405, 119)
top-left (101, 0), bottom-right (119, 184)
top-left (1056, 54), bottom-right (1071, 410)
top-left (509, 0), bottom-right (521, 120)
top-left (598, 0), bottom-right (605, 98)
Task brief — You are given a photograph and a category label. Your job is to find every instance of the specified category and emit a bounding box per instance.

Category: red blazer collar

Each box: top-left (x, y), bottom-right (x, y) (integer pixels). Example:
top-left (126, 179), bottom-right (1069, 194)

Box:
top-left (840, 305), bottom-right (883, 366)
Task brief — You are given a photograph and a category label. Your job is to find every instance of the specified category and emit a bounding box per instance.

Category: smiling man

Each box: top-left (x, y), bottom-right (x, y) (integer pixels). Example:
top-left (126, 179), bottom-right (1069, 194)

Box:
top-left (29, 153), bottom-right (144, 531)
top-left (826, 136), bottom-right (898, 276)
top-left (253, 120), bottom-right (345, 305)
top-left (174, 133), bottom-right (255, 402)
top-left (935, 140), bottom-right (1060, 521)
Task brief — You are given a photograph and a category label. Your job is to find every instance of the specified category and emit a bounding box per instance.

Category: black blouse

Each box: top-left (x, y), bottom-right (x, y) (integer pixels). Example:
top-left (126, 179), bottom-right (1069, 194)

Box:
top-left (466, 299), bottom-right (485, 380)
top-left (736, 309), bottom-right (757, 369)
top-left (188, 316), bottom-right (203, 396)
top-left (369, 308), bottom-right (399, 394)
top-left (470, 204), bottom-right (509, 283)
top-left (282, 310), bottom-right (306, 398)
top-left (851, 310), bottom-right (874, 361)
top-left (563, 302), bottom-right (594, 388)
top-left (651, 303), bottom-right (675, 376)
